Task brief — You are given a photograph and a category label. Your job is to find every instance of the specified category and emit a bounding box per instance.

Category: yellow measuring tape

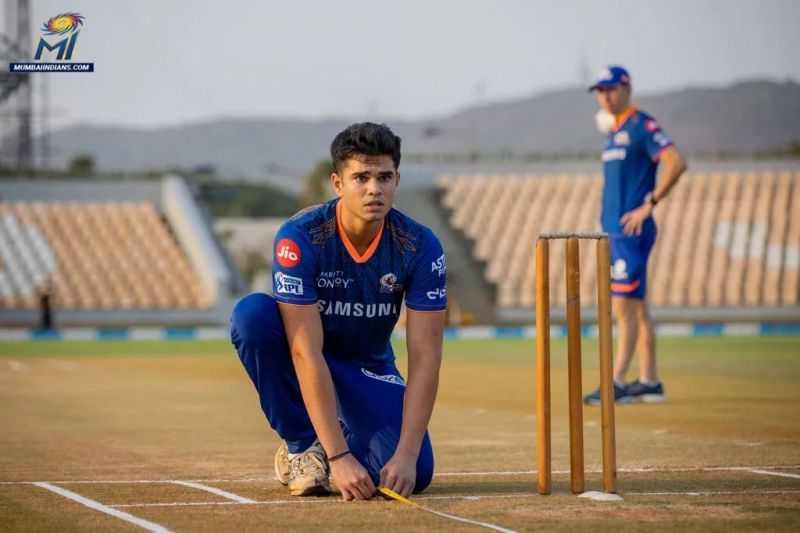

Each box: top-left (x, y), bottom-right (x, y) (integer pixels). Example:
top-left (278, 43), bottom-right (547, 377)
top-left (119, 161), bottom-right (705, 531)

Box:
top-left (378, 487), bottom-right (418, 506)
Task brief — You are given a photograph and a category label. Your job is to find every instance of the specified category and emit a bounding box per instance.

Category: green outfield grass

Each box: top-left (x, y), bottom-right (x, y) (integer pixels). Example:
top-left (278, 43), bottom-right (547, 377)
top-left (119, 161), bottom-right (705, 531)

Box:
top-left (1, 336), bottom-right (799, 531)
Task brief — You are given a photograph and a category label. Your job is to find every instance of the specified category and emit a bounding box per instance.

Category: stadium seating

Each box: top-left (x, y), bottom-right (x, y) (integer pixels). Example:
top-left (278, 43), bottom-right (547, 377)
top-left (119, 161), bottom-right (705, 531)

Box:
top-left (438, 170), bottom-right (800, 309)
top-left (0, 201), bottom-right (211, 311)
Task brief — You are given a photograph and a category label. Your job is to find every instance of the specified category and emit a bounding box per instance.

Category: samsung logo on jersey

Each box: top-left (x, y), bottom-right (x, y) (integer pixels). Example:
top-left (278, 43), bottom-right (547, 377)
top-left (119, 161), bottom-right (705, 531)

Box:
top-left (602, 148), bottom-right (627, 162)
top-left (318, 299), bottom-right (399, 318)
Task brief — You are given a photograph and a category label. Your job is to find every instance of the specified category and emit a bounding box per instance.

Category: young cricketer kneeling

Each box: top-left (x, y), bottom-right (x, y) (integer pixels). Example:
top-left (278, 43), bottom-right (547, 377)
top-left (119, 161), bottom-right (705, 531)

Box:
top-left (231, 122), bottom-right (447, 500)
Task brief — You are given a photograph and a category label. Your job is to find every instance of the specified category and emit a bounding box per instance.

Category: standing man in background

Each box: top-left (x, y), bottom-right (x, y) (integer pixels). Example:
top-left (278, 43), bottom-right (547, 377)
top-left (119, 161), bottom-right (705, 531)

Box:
top-left (584, 66), bottom-right (687, 405)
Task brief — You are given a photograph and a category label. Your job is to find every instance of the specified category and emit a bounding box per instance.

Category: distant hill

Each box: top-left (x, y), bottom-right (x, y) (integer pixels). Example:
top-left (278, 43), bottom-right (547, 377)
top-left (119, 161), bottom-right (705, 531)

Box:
top-left (41, 79), bottom-right (800, 184)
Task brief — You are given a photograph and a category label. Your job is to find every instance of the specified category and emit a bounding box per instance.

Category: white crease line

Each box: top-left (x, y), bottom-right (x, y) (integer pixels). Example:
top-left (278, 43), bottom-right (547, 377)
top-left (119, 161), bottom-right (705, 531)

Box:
top-left (110, 493), bottom-right (535, 508)
top-left (419, 493), bottom-right (532, 501)
top-left (747, 469), bottom-right (800, 480)
top-left (109, 489), bottom-right (800, 509)
top-left (621, 465), bottom-right (800, 474)
top-left (32, 482), bottom-right (172, 533)
top-left (0, 478), bottom-right (270, 485)
top-left (634, 490), bottom-right (800, 496)
top-left (112, 500), bottom-right (304, 508)
top-left (170, 480), bottom-right (257, 504)
top-left (436, 471), bottom-right (535, 477)
top-left (3, 465), bottom-right (798, 485)
top-left (437, 465), bottom-right (800, 476)
top-left (127, 491), bottom-right (513, 533)
top-left (416, 506), bottom-right (518, 533)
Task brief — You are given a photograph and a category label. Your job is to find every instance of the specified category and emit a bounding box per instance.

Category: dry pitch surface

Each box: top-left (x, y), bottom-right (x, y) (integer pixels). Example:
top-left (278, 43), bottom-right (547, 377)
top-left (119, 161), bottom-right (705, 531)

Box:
top-left (1, 336), bottom-right (799, 532)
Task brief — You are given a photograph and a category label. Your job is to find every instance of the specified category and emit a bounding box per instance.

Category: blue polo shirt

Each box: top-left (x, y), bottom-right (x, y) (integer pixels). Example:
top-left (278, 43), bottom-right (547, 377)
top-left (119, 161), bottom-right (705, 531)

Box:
top-left (600, 107), bottom-right (673, 235)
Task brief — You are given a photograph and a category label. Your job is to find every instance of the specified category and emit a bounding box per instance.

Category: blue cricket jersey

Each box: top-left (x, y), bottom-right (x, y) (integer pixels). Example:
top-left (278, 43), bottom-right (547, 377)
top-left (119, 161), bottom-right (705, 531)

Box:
top-left (271, 198), bottom-right (447, 366)
top-left (601, 107), bottom-right (674, 235)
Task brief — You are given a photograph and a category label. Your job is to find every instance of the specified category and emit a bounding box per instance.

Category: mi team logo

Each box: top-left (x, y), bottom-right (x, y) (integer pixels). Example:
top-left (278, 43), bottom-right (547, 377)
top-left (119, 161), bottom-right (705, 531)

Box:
top-left (36, 13), bottom-right (84, 60)
top-left (379, 273), bottom-right (403, 294)
top-left (9, 12), bottom-right (94, 73)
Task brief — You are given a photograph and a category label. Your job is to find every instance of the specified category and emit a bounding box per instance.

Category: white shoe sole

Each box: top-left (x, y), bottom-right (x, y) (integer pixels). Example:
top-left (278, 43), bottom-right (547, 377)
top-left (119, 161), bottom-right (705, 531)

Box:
top-left (275, 444), bottom-right (289, 486)
top-left (636, 394), bottom-right (665, 403)
top-left (290, 481), bottom-right (332, 497)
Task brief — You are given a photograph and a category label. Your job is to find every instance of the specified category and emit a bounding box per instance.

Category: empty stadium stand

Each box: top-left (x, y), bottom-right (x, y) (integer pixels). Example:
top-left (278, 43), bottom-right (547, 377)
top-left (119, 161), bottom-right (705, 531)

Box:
top-left (0, 201), bottom-right (210, 311)
top-left (438, 170), bottom-right (800, 319)
top-left (0, 176), bottom-right (242, 326)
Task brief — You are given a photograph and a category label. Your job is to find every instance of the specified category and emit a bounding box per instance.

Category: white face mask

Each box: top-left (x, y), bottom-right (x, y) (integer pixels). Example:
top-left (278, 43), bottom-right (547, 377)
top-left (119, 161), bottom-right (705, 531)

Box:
top-left (595, 109), bottom-right (616, 134)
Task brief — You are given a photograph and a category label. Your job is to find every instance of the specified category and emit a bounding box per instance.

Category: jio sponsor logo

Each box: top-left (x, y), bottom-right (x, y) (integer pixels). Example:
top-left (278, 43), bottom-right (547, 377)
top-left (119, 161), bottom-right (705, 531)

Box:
top-left (276, 238), bottom-right (301, 268)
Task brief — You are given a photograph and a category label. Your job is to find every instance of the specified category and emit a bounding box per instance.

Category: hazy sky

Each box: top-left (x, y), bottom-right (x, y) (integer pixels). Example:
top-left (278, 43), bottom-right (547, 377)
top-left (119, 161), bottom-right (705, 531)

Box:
top-left (6, 0), bottom-right (800, 129)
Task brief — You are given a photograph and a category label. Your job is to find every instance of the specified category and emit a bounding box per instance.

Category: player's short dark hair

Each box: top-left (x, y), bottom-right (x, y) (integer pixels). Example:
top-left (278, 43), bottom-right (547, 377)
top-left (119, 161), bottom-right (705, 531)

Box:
top-left (330, 122), bottom-right (401, 173)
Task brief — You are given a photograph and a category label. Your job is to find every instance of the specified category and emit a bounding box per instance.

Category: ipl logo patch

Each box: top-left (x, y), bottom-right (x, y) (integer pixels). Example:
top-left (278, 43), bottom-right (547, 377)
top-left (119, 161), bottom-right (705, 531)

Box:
top-left (274, 272), bottom-right (303, 295)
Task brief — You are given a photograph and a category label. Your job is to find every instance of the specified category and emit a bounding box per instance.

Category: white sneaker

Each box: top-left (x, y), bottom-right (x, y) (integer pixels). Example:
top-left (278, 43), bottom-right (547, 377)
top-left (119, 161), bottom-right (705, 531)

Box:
top-left (274, 442), bottom-right (290, 485)
top-left (275, 441), bottom-right (331, 496)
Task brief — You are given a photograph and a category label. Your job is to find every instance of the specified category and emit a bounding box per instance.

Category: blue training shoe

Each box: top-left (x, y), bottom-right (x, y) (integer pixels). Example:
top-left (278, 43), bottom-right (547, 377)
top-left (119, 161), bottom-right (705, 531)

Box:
top-left (626, 380), bottom-right (665, 403)
top-left (583, 382), bottom-right (633, 406)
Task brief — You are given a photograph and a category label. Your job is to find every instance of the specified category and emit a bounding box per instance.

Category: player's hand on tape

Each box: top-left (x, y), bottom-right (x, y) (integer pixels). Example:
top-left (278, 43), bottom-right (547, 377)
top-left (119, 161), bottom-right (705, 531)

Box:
top-left (619, 204), bottom-right (652, 236)
top-left (330, 454), bottom-right (376, 501)
top-left (379, 453), bottom-right (417, 499)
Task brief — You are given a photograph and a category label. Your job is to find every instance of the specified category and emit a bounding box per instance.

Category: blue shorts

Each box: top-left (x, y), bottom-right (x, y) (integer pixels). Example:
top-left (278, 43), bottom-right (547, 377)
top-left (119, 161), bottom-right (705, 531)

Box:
top-left (230, 293), bottom-right (434, 493)
top-left (609, 231), bottom-right (656, 299)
